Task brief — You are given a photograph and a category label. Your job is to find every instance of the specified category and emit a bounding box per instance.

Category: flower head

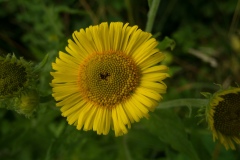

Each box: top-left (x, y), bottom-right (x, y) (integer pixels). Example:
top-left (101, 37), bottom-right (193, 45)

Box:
top-left (204, 87), bottom-right (240, 150)
top-left (51, 22), bottom-right (169, 136)
top-left (0, 54), bottom-right (33, 98)
top-left (0, 54), bottom-right (40, 117)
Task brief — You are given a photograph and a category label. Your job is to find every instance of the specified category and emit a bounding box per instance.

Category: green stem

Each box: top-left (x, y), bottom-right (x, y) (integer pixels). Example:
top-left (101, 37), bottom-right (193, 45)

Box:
top-left (156, 98), bottom-right (208, 109)
top-left (123, 136), bottom-right (132, 160)
top-left (40, 94), bottom-right (54, 103)
top-left (125, 0), bottom-right (134, 25)
top-left (145, 0), bottom-right (161, 32)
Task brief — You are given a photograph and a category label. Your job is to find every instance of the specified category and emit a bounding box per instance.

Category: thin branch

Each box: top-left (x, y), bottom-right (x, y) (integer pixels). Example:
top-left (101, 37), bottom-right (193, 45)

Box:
top-left (156, 98), bottom-right (208, 109)
top-left (80, 0), bottom-right (99, 24)
top-left (145, 0), bottom-right (161, 32)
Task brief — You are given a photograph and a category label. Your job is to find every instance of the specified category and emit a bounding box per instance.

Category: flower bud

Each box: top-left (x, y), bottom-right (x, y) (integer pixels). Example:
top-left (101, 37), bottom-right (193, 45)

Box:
top-left (0, 54), bottom-right (33, 98)
top-left (14, 90), bottom-right (39, 118)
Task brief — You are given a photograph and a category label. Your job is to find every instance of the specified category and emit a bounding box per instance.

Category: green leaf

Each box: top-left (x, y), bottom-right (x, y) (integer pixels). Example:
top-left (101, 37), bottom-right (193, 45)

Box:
top-left (144, 109), bottom-right (200, 160)
top-left (158, 36), bottom-right (176, 51)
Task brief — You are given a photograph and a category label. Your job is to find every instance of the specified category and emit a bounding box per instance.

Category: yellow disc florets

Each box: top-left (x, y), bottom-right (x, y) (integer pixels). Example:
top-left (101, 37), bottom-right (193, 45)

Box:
top-left (77, 51), bottom-right (140, 108)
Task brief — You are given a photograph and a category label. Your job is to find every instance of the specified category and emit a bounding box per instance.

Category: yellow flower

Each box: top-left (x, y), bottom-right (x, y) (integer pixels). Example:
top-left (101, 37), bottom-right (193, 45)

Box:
top-left (51, 22), bottom-right (169, 136)
top-left (205, 87), bottom-right (240, 150)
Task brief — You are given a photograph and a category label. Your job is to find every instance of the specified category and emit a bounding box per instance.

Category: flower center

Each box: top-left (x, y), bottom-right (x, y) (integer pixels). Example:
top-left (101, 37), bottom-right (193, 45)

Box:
top-left (77, 51), bottom-right (140, 107)
top-left (213, 93), bottom-right (240, 136)
top-left (0, 61), bottom-right (28, 97)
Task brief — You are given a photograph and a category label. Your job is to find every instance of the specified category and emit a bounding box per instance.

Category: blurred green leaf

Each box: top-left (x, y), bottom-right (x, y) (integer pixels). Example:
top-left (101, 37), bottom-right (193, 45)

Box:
top-left (144, 110), bottom-right (200, 160)
top-left (158, 36), bottom-right (176, 51)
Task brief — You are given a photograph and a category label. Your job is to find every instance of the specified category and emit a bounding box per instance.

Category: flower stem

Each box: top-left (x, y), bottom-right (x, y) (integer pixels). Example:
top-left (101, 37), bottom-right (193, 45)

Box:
top-left (145, 0), bottom-right (161, 32)
top-left (157, 98), bottom-right (208, 109)
top-left (124, 0), bottom-right (134, 25)
top-left (123, 136), bottom-right (132, 160)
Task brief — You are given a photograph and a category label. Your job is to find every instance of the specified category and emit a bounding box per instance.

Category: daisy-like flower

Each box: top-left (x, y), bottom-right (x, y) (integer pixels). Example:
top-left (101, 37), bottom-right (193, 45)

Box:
top-left (51, 22), bottom-right (169, 136)
top-left (204, 87), bottom-right (240, 150)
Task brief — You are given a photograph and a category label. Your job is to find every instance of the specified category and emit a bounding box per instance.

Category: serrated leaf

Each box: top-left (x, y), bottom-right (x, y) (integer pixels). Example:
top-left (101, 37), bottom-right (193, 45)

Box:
top-left (144, 109), bottom-right (200, 160)
top-left (158, 36), bottom-right (176, 51)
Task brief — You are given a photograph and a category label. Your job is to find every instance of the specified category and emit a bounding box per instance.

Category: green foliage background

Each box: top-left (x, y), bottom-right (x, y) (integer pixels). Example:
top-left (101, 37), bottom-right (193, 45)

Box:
top-left (0, 0), bottom-right (240, 160)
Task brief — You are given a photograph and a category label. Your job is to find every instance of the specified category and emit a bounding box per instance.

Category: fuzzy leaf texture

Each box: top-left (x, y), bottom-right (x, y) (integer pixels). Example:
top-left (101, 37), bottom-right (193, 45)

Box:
top-left (144, 109), bottom-right (200, 160)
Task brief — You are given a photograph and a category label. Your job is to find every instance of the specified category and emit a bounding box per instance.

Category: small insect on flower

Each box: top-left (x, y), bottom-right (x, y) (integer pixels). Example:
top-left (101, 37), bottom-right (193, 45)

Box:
top-left (51, 22), bottom-right (169, 136)
top-left (203, 87), bottom-right (240, 150)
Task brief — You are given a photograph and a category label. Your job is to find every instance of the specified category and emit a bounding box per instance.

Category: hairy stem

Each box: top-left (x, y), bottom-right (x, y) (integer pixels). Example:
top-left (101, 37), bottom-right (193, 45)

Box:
top-left (157, 98), bottom-right (208, 109)
top-left (145, 0), bottom-right (161, 32)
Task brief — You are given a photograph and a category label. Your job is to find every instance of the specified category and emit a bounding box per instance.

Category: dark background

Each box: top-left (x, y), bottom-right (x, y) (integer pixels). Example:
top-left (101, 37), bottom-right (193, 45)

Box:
top-left (0, 0), bottom-right (239, 160)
